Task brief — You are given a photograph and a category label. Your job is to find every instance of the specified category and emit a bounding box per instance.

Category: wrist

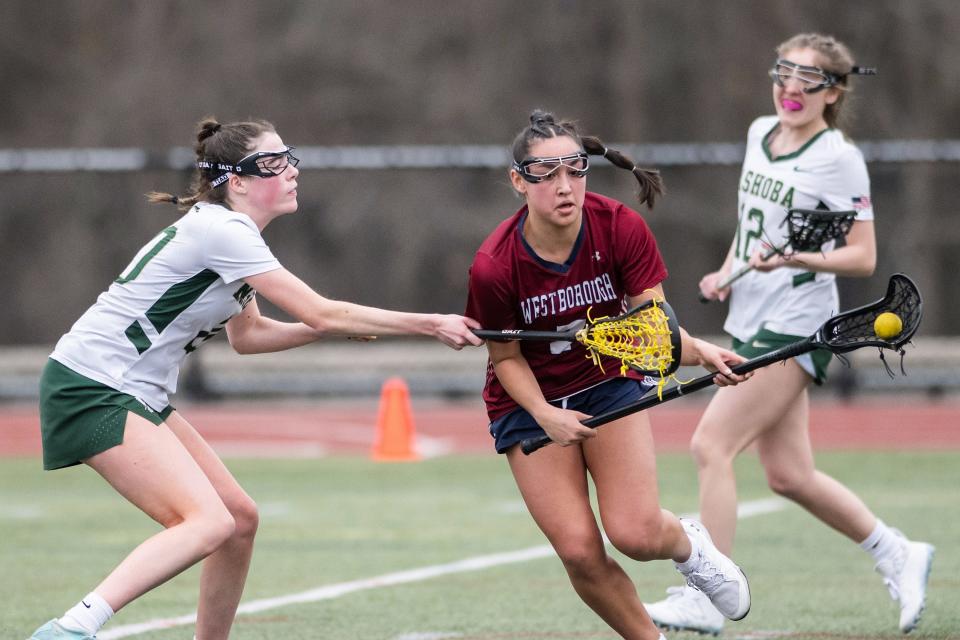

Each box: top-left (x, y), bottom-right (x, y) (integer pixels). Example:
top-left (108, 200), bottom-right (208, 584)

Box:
top-left (530, 403), bottom-right (556, 424)
top-left (424, 313), bottom-right (442, 337)
top-left (689, 337), bottom-right (706, 366)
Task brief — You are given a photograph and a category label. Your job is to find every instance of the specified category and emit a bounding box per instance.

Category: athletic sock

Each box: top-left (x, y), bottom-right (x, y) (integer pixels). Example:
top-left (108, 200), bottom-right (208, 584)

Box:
top-left (860, 519), bottom-right (905, 564)
top-left (675, 528), bottom-right (703, 573)
top-left (59, 592), bottom-right (114, 635)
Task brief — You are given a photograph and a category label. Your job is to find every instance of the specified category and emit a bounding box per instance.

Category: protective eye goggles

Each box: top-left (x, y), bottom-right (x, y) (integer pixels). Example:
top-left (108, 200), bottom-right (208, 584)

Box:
top-left (769, 59), bottom-right (840, 93)
top-left (769, 59), bottom-right (877, 94)
top-left (198, 146), bottom-right (300, 188)
top-left (513, 152), bottom-right (589, 183)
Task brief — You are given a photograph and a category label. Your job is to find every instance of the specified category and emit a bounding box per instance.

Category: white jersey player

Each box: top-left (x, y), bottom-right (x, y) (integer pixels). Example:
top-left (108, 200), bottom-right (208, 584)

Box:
top-left (28, 117), bottom-right (482, 640)
top-left (724, 114), bottom-right (874, 343)
top-left (645, 33), bottom-right (934, 636)
top-left (52, 202), bottom-right (278, 413)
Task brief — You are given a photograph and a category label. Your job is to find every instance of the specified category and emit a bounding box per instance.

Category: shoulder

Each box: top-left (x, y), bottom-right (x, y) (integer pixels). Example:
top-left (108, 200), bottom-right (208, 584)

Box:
top-left (747, 115), bottom-right (779, 142)
top-left (584, 191), bottom-right (623, 213)
top-left (197, 203), bottom-right (265, 241)
top-left (471, 209), bottom-right (523, 281)
top-left (821, 130), bottom-right (867, 166)
top-left (584, 192), bottom-right (652, 235)
top-left (583, 191), bottom-right (633, 226)
top-left (475, 207), bottom-right (523, 258)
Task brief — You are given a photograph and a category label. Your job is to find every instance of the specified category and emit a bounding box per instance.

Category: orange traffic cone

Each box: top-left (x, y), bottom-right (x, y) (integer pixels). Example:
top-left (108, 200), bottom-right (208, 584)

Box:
top-left (372, 377), bottom-right (420, 461)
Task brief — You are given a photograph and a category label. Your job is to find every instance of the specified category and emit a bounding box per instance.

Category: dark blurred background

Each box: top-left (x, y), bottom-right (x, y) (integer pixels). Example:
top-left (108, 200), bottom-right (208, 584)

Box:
top-left (2, 0), bottom-right (958, 346)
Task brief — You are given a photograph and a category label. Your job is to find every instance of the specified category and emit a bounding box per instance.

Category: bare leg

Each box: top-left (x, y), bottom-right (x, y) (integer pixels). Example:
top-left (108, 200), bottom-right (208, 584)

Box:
top-left (85, 413), bottom-right (235, 611)
top-left (689, 360), bottom-right (810, 555)
top-left (165, 411), bottom-right (260, 640)
top-left (756, 388), bottom-right (876, 542)
top-left (507, 411), bottom-right (679, 640)
top-left (586, 412), bottom-right (689, 564)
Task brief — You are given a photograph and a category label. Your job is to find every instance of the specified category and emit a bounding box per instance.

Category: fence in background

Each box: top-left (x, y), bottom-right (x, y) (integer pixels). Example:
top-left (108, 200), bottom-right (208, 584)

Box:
top-left (2, 140), bottom-right (960, 173)
top-left (3, 338), bottom-right (958, 403)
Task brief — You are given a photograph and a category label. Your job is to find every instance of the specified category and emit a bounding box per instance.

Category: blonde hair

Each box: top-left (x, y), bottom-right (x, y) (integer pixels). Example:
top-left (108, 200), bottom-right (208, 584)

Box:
top-left (776, 33), bottom-right (857, 129)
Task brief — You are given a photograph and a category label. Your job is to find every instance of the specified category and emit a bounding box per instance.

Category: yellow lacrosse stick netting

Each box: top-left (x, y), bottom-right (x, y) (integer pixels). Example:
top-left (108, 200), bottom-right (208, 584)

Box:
top-left (576, 299), bottom-right (681, 398)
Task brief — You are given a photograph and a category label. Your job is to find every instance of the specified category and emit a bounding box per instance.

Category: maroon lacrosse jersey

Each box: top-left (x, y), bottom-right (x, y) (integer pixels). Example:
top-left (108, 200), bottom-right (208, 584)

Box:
top-left (466, 191), bottom-right (668, 421)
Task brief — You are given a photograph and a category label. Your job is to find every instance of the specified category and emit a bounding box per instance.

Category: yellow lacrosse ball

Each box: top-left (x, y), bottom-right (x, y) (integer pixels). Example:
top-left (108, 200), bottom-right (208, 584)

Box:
top-left (874, 312), bottom-right (903, 340)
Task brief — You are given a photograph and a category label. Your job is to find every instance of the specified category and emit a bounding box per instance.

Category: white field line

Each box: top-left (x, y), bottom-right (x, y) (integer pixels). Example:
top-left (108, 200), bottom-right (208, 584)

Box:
top-left (98, 497), bottom-right (788, 639)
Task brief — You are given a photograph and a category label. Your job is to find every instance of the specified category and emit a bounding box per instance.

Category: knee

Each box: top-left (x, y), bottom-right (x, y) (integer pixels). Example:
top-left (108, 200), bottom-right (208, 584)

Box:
top-left (553, 535), bottom-right (607, 580)
top-left (194, 506), bottom-right (237, 556)
top-left (228, 494), bottom-right (259, 541)
top-left (605, 516), bottom-right (668, 562)
top-left (765, 467), bottom-right (807, 500)
top-left (689, 429), bottom-right (733, 471)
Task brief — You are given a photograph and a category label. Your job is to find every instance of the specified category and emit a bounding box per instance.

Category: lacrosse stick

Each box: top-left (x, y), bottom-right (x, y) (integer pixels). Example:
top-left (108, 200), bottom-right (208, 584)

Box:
top-left (474, 299), bottom-right (682, 378)
top-left (700, 208), bottom-right (856, 303)
top-left (524, 273), bottom-right (921, 454)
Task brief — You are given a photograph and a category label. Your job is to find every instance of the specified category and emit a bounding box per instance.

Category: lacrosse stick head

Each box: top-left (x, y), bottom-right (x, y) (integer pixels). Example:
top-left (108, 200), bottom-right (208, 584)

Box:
top-left (576, 298), bottom-right (682, 377)
top-left (817, 274), bottom-right (922, 353)
top-left (784, 208), bottom-right (856, 253)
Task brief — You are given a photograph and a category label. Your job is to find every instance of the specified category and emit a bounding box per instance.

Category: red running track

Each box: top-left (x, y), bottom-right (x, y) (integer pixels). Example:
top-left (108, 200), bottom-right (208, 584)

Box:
top-left (1, 397), bottom-right (957, 459)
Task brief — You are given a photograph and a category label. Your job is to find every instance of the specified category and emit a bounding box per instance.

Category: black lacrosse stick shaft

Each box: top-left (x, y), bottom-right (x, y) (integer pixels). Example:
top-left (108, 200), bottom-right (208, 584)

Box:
top-left (472, 329), bottom-right (577, 341)
top-left (520, 337), bottom-right (817, 455)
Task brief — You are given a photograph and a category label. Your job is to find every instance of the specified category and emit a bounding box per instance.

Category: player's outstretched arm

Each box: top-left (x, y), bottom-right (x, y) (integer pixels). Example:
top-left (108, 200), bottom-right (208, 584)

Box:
top-left (243, 267), bottom-right (482, 349)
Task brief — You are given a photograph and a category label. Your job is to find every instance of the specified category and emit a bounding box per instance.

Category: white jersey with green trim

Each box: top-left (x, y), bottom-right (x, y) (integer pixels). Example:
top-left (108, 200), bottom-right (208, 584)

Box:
top-left (51, 202), bottom-right (282, 411)
top-left (724, 115), bottom-right (874, 342)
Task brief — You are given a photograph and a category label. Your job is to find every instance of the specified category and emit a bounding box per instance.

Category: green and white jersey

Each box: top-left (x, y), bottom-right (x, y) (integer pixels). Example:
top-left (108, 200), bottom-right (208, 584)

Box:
top-left (51, 202), bottom-right (282, 411)
top-left (724, 115), bottom-right (874, 342)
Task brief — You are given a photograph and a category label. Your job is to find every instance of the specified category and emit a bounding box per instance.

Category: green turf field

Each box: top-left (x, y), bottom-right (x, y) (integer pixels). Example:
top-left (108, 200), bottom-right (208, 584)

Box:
top-left (2, 451), bottom-right (956, 639)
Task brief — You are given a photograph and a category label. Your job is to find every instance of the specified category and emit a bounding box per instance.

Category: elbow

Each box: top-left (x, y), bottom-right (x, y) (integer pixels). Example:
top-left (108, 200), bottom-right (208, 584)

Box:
top-left (228, 337), bottom-right (254, 355)
top-left (306, 316), bottom-right (331, 336)
top-left (856, 254), bottom-right (877, 278)
top-left (226, 327), bottom-right (257, 355)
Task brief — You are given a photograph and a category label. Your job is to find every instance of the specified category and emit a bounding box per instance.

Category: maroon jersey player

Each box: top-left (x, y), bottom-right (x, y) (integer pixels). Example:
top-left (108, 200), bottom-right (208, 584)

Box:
top-left (467, 191), bottom-right (666, 424)
top-left (465, 110), bottom-right (753, 639)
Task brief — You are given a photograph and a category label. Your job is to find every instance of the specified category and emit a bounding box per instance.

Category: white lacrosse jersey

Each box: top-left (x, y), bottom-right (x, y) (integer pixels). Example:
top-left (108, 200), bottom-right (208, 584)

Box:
top-left (724, 115), bottom-right (874, 341)
top-left (51, 202), bottom-right (282, 410)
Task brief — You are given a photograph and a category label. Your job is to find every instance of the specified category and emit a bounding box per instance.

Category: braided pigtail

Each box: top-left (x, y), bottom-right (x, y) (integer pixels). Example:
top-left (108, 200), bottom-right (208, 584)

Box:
top-left (581, 136), bottom-right (665, 210)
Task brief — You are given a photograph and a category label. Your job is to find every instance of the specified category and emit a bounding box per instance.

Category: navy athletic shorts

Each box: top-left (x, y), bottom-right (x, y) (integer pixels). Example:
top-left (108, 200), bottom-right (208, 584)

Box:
top-left (488, 376), bottom-right (655, 454)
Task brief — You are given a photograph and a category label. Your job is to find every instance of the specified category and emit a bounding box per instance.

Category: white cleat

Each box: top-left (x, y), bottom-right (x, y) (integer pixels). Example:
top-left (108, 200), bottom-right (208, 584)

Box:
top-left (645, 585), bottom-right (725, 635)
top-left (876, 533), bottom-right (935, 634)
top-left (676, 519), bottom-right (751, 621)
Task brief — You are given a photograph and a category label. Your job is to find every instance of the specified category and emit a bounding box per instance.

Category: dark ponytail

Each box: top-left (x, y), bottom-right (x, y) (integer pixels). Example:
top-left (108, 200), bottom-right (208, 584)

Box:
top-left (582, 136), bottom-right (665, 210)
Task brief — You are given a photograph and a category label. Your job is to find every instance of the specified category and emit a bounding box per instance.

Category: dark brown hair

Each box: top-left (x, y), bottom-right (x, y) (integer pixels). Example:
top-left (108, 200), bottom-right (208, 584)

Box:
top-left (146, 116), bottom-right (276, 211)
top-left (511, 109), bottom-right (664, 209)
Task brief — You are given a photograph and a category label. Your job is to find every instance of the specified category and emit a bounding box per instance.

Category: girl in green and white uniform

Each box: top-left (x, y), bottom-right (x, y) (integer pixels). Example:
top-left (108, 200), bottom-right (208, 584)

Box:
top-left (28, 117), bottom-right (482, 640)
top-left (644, 33), bottom-right (934, 636)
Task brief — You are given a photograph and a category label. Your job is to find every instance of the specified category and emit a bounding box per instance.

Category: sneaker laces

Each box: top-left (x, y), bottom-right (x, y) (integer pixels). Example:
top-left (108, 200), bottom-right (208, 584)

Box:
top-left (685, 556), bottom-right (727, 595)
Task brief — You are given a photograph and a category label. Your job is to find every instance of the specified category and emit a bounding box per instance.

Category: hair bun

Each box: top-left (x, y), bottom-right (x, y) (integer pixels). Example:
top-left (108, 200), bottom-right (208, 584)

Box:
top-left (197, 118), bottom-right (223, 143)
top-left (529, 109), bottom-right (555, 127)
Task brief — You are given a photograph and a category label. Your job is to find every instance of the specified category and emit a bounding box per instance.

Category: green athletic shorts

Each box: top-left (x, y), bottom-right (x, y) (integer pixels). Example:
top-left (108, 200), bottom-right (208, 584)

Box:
top-left (39, 358), bottom-right (174, 470)
top-left (732, 328), bottom-right (832, 385)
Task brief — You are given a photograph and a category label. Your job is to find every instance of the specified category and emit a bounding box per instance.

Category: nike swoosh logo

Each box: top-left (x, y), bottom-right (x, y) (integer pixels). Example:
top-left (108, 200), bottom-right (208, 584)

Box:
top-left (751, 341), bottom-right (773, 349)
top-left (82, 600), bottom-right (92, 608)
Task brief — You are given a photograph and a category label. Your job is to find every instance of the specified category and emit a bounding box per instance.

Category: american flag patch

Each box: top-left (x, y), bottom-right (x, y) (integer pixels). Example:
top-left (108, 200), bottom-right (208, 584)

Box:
top-left (852, 195), bottom-right (872, 211)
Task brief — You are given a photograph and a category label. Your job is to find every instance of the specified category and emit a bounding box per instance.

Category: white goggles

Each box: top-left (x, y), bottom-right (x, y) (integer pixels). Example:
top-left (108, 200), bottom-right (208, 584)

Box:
top-left (769, 59), bottom-right (840, 93)
top-left (513, 152), bottom-right (589, 183)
